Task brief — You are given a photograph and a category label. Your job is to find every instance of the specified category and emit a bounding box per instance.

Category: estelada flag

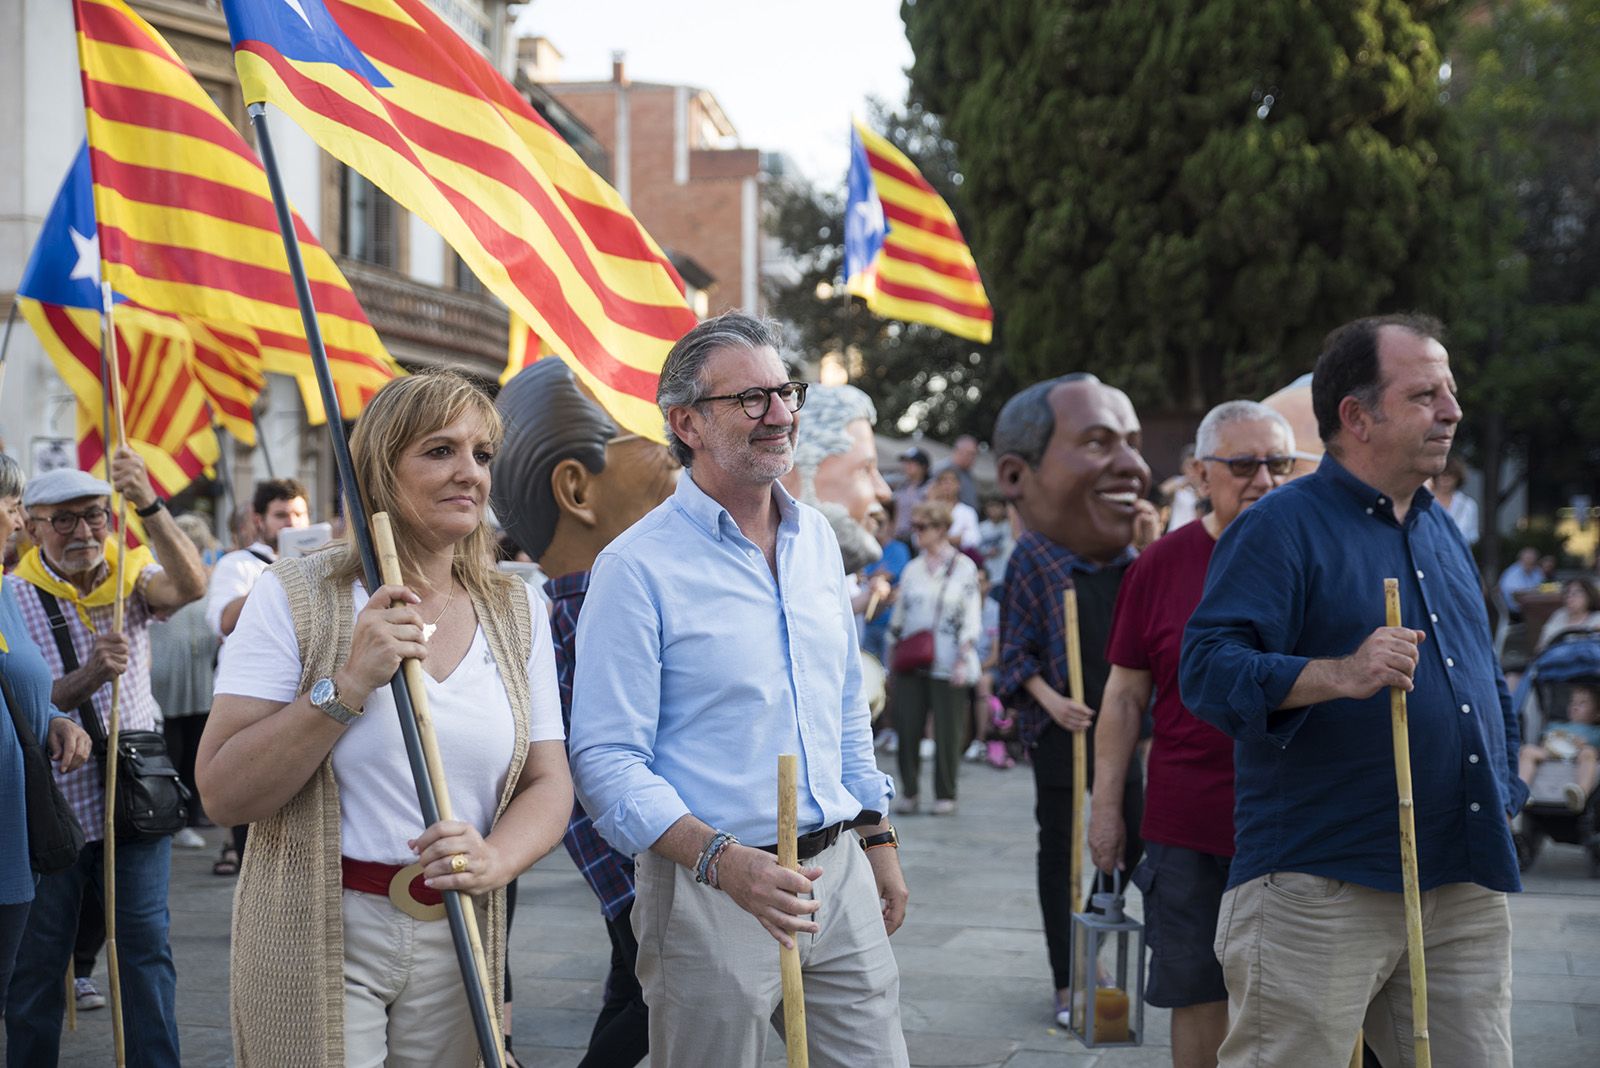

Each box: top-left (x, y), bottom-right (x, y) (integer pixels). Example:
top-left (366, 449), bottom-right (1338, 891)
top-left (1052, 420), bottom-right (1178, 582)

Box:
top-left (17, 143), bottom-right (221, 498)
top-left (844, 120), bottom-right (993, 344)
top-left (73, 0), bottom-right (401, 423)
top-left (221, 0), bottom-right (697, 442)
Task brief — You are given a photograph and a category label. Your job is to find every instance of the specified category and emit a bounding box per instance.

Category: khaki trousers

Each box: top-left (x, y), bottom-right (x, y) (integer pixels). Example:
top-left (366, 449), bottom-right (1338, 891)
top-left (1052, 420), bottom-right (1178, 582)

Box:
top-left (1214, 873), bottom-right (1513, 1068)
top-left (341, 889), bottom-right (482, 1068)
top-left (633, 834), bottom-right (910, 1068)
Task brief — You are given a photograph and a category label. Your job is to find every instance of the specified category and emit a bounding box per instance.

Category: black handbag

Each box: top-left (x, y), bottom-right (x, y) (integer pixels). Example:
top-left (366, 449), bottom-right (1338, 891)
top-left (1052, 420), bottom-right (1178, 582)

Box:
top-left (2, 669), bottom-right (86, 873)
top-left (36, 592), bottom-right (190, 842)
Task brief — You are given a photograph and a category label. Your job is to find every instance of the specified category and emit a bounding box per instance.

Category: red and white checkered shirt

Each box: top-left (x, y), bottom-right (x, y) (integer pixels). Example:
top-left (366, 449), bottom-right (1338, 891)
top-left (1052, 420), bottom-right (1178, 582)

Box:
top-left (12, 564), bottom-right (163, 842)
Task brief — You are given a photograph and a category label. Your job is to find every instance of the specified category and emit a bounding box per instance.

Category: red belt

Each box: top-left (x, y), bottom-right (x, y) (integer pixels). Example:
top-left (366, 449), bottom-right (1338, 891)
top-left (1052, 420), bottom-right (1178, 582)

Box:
top-left (341, 856), bottom-right (445, 920)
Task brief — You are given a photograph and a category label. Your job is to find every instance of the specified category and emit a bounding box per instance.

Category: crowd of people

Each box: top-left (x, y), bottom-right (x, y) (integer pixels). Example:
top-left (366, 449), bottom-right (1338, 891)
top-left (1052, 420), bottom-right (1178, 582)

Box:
top-left (0, 308), bottom-right (1581, 1068)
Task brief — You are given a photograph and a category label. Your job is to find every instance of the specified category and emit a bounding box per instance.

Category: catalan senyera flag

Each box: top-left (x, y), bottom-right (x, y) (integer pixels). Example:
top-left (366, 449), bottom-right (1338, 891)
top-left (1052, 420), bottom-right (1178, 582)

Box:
top-left (17, 143), bottom-right (220, 498)
top-left (504, 318), bottom-right (552, 387)
top-left (73, 0), bottom-right (400, 424)
top-left (844, 120), bottom-right (993, 344)
top-left (221, 0), bottom-right (698, 442)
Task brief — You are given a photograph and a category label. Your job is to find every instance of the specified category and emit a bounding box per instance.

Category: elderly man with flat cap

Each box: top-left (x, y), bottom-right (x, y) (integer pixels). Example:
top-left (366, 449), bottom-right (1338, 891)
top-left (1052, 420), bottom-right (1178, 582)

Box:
top-left (5, 449), bottom-right (206, 1067)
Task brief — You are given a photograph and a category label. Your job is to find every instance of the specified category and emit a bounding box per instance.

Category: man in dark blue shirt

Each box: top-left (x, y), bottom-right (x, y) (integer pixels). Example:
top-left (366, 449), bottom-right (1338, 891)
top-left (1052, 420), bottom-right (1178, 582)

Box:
top-left (1181, 314), bottom-right (1520, 1068)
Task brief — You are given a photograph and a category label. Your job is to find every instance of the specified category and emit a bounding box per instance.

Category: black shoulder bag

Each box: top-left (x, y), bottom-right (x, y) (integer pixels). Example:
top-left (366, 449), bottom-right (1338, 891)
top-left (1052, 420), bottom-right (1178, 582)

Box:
top-left (2, 668), bottom-right (85, 873)
top-left (37, 592), bottom-right (189, 841)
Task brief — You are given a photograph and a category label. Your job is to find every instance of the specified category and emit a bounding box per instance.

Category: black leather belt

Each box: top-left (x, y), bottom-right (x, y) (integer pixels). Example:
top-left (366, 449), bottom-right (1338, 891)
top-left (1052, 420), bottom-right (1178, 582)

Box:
top-left (756, 810), bottom-right (882, 860)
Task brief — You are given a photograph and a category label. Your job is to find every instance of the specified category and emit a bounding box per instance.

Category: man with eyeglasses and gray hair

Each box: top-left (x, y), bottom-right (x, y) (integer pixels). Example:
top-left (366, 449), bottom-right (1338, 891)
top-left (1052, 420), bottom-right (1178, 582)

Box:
top-left (5, 447), bottom-right (206, 1065)
top-left (569, 312), bottom-right (911, 1067)
top-left (1088, 399), bottom-right (1295, 1068)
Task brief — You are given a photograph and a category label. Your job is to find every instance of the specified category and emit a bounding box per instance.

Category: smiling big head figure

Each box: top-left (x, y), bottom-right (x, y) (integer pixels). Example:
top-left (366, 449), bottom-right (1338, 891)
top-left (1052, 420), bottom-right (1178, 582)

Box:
top-left (993, 373), bottom-right (1152, 560)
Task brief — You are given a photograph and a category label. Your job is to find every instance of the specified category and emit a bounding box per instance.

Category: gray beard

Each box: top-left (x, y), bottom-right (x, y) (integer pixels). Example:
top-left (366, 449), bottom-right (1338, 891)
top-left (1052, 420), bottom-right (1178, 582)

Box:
top-left (816, 501), bottom-right (883, 575)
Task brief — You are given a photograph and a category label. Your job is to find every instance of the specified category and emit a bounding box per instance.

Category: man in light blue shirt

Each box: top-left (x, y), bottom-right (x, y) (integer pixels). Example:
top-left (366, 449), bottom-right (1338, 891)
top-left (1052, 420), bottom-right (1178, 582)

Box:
top-left (570, 313), bottom-right (910, 1068)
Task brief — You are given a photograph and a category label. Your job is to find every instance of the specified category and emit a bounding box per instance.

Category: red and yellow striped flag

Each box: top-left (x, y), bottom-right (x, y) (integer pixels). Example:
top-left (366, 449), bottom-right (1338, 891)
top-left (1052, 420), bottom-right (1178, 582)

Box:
top-left (73, 0), bottom-right (400, 424)
top-left (221, 0), bottom-right (696, 442)
top-left (845, 120), bottom-right (993, 343)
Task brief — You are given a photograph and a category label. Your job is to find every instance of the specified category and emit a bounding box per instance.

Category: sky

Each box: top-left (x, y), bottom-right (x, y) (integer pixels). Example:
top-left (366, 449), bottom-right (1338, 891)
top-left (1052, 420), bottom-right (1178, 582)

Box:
top-left (511, 0), bottom-right (914, 185)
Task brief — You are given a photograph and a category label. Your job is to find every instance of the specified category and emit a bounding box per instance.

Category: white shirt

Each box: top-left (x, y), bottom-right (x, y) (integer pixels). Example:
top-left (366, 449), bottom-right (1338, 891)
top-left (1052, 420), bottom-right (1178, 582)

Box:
top-left (214, 572), bottom-right (564, 864)
top-left (946, 501), bottom-right (981, 550)
top-left (205, 542), bottom-right (274, 637)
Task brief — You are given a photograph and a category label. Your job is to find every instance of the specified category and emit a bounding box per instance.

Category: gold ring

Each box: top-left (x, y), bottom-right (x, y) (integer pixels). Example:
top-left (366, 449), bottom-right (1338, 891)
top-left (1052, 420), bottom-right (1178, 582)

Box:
top-left (450, 854), bottom-right (467, 874)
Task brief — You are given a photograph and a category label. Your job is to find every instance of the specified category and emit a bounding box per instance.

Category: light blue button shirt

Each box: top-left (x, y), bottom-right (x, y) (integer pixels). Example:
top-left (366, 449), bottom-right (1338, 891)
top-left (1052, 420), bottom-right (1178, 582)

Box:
top-left (570, 470), bottom-right (893, 857)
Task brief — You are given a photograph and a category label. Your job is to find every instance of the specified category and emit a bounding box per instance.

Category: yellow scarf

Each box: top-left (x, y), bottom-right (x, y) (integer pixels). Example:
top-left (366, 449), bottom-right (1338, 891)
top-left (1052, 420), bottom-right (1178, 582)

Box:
top-left (13, 541), bottom-right (156, 632)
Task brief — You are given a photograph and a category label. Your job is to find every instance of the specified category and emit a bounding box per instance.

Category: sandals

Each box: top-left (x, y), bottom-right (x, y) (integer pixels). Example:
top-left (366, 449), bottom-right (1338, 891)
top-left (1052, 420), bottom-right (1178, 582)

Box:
top-left (213, 845), bottom-right (239, 877)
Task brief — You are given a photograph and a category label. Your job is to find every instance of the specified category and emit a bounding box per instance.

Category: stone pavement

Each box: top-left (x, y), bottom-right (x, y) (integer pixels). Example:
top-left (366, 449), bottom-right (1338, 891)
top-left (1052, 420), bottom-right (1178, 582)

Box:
top-left (19, 751), bottom-right (1600, 1067)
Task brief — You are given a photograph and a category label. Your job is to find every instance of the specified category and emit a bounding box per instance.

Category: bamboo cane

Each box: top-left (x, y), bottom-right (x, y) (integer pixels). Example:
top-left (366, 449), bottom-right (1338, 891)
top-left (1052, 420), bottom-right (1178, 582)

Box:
top-left (777, 753), bottom-right (809, 1068)
top-left (865, 591), bottom-right (882, 622)
top-left (100, 279), bottom-right (128, 1068)
top-left (1063, 587), bottom-right (1088, 1030)
top-left (65, 968), bottom-right (76, 1031)
top-left (1350, 1031), bottom-right (1363, 1068)
top-left (1384, 579), bottom-right (1431, 1068)
top-left (371, 513), bottom-right (502, 1064)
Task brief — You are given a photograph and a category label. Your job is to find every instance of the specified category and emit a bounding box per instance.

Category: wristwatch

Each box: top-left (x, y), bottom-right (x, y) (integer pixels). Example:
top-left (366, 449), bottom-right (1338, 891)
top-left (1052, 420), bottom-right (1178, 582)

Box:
top-left (859, 826), bottom-right (899, 851)
top-left (309, 677), bottom-right (362, 725)
top-left (134, 497), bottom-right (166, 518)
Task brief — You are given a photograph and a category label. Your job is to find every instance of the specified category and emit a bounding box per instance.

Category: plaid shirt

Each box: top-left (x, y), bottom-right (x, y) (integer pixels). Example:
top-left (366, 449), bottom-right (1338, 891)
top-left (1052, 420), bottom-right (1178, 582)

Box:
top-left (997, 531), bottom-right (1134, 747)
top-left (545, 570), bottom-right (635, 921)
top-left (12, 561), bottom-right (163, 843)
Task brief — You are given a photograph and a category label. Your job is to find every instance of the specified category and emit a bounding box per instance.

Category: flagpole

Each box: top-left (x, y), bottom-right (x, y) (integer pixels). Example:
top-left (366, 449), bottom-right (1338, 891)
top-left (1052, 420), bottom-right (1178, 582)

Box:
top-left (0, 301), bottom-right (17, 404)
top-left (247, 103), bottom-right (504, 1068)
top-left (98, 279), bottom-right (129, 1068)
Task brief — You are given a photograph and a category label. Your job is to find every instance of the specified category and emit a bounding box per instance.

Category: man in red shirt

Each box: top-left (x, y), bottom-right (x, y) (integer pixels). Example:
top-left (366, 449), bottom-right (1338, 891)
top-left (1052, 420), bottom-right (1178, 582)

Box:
top-left (1088, 399), bottom-right (1296, 1068)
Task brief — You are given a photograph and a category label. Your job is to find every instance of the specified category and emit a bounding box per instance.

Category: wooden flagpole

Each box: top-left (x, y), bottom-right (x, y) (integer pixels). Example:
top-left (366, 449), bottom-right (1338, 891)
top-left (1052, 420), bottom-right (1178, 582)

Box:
top-left (1064, 587), bottom-right (1088, 1029)
top-left (99, 279), bottom-right (128, 1068)
top-left (777, 753), bottom-right (809, 1067)
top-left (1385, 579), bottom-right (1431, 1067)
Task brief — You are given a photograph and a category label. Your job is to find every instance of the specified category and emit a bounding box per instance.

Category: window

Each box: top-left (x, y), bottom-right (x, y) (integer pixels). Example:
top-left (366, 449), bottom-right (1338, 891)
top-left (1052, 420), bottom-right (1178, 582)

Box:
top-left (340, 166), bottom-right (398, 268)
top-left (452, 250), bottom-right (485, 296)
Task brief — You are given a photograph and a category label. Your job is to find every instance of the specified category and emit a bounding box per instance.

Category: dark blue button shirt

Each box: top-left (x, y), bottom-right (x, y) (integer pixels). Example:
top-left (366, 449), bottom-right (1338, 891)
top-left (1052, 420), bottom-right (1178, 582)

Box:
top-left (1180, 454), bottom-right (1525, 895)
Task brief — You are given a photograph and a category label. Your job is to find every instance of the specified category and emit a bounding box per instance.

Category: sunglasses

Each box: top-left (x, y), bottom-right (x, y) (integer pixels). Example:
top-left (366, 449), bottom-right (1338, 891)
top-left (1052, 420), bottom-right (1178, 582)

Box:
top-left (699, 381), bottom-right (808, 420)
top-left (910, 521), bottom-right (946, 532)
top-left (1202, 455), bottom-right (1296, 478)
top-left (37, 506), bottom-right (112, 536)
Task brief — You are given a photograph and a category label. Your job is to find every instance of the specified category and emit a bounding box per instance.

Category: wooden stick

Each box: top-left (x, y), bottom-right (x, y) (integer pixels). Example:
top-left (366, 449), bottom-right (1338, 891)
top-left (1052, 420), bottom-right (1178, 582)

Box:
top-left (65, 967), bottom-right (76, 1031)
top-left (101, 281), bottom-right (128, 1068)
top-left (777, 754), bottom-right (809, 1067)
top-left (1064, 588), bottom-right (1088, 1028)
top-left (1350, 1029), bottom-right (1363, 1068)
top-left (864, 591), bottom-right (882, 622)
top-left (1385, 579), bottom-right (1431, 1068)
top-left (371, 513), bottom-right (502, 1064)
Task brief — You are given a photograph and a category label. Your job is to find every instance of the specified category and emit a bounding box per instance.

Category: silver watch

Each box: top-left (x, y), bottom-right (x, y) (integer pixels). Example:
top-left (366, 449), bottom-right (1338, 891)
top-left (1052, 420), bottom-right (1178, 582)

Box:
top-left (310, 677), bottom-right (362, 725)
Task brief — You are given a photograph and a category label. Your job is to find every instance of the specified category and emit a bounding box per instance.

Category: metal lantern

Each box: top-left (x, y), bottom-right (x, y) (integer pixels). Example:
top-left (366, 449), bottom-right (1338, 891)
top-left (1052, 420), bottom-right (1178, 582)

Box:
top-left (1066, 870), bottom-right (1145, 1048)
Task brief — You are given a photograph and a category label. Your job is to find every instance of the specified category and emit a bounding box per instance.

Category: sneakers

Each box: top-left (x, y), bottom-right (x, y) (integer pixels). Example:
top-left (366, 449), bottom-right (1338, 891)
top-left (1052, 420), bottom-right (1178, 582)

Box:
top-left (1564, 781), bottom-right (1588, 812)
top-left (962, 740), bottom-right (986, 763)
top-left (875, 729), bottom-right (899, 755)
top-left (892, 795), bottom-right (920, 816)
top-left (74, 977), bottom-right (106, 1011)
top-left (173, 827), bottom-right (206, 849)
top-left (918, 737), bottom-right (936, 759)
top-left (932, 799), bottom-right (957, 815)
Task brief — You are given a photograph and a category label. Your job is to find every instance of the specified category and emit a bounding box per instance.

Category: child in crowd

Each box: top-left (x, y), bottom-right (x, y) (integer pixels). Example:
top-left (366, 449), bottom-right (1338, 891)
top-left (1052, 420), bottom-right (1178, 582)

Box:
top-left (1519, 682), bottom-right (1600, 812)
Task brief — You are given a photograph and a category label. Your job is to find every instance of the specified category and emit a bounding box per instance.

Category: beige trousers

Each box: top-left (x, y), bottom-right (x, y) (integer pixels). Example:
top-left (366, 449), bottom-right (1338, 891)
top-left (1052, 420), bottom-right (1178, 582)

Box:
top-left (341, 888), bottom-right (483, 1068)
top-left (633, 834), bottom-right (910, 1068)
top-left (1214, 872), bottom-right (1513, 1068)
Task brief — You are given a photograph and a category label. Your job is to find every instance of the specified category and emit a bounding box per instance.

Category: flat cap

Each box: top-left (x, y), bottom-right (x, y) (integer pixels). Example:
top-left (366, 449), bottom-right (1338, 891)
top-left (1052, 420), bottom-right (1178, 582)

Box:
top-left (22, 468), bottom-right (113, 509)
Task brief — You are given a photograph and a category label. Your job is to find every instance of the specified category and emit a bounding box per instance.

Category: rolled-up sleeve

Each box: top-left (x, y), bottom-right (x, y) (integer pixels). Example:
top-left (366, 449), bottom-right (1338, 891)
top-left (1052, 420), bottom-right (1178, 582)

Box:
top-left (1180, 509), bottom-right (1312, 746)
top-left (997, 549), bottom-right (1042, 706)
top-left (569, 554), bottom-right (689, 858)
top-left (1496, 671), bottom-right (1530, 815)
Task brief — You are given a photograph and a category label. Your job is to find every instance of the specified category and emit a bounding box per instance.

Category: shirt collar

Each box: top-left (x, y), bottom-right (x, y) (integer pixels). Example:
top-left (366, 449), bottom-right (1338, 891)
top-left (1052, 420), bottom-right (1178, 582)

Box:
top-left (673, 467), bottom-right (800, 543)
top-left (1017, 529), bottom-right (1135, 573)
top-left (544, 569), bottom-right (591, 602)
top-left (1316, 452), bottom-right (1435, 524)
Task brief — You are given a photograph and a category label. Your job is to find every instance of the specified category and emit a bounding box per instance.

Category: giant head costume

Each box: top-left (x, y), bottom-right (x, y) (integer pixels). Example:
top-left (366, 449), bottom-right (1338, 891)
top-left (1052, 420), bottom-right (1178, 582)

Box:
top-left (779, 383), bottom-right (891, 573)
top-left (492, 359), bottom-right (679, 581)
top-left (992, 373), bottom-right (1151, 563)
top-left (1261, 372), bottom-right (1321, 481)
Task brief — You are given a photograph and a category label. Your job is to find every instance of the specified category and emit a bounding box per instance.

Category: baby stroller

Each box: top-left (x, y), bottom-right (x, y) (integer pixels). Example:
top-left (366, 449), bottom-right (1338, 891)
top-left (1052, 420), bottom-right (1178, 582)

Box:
top-left (1511, 630), bottom-right (1600, 877)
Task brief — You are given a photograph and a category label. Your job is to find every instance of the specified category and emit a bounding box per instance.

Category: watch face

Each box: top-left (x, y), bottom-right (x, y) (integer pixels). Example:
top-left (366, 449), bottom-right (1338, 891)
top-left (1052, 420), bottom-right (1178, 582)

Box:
top-left (310, 678), bottom-right (335, 707)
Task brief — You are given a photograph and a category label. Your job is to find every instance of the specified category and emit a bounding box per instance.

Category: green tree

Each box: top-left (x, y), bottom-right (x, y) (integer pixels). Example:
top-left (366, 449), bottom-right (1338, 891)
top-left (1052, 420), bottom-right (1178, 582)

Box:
top-left (764, 101), bottom-right (1012, 441)
top-left (1448, 0), bottom-right (1600, 568)
top-left (900, 0), bottom-right (1473, 411)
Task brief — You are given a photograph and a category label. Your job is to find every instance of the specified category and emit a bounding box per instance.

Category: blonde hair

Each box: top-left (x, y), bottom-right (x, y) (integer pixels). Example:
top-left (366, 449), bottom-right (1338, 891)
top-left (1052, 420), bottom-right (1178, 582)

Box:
top-left (173, 512), bottom-right (219, 556)
top-left (911, 499), bottom-right (953, 531)
top-left (331, 371), bottom-right (511, 603)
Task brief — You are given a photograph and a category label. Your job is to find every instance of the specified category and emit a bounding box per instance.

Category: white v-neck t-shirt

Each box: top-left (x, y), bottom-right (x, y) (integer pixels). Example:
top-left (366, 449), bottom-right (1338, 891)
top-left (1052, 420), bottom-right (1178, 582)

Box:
top-left (215, 571), bottom-right (564, 864)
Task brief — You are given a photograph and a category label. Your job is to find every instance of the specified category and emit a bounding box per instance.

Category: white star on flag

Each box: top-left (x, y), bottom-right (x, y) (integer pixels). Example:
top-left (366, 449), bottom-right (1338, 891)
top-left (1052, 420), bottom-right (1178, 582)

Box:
top-left (281, 0), bottom-right (314, 29)
top-left (69, 226), bottom-right (100, 283)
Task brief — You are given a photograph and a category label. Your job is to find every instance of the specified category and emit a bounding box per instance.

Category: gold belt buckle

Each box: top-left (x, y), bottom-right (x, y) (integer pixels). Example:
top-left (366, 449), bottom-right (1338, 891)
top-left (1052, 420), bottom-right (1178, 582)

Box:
top-left (387, 862), bottom-right (446, 922)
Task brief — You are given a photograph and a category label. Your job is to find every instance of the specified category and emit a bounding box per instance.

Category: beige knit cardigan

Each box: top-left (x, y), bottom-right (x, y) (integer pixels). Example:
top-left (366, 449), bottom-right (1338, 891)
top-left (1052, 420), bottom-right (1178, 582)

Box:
top-left (228, 549), bottom-right (532, 1067)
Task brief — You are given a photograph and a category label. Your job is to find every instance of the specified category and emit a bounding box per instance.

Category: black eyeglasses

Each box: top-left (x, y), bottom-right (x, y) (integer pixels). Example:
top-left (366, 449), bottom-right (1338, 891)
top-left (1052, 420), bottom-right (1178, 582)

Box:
top-left (39, 506), bottom-right (111, 535)
top-left (1202, 455), bottom-right (1296, 478)
top-left (699, 381), bottom-right (808, 419)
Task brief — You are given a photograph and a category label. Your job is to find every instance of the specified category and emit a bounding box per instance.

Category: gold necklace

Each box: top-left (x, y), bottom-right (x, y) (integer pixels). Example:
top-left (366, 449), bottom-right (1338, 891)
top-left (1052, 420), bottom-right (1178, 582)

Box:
top-left (420, 580), bottom-right (456, 642)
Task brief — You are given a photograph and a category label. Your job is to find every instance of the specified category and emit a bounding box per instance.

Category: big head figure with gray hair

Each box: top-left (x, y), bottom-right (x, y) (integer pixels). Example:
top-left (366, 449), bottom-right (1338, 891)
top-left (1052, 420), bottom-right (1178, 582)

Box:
top-left (493, 358), bottom-right (678, 581)
top-left (780, 383), bottom-right (892, 573)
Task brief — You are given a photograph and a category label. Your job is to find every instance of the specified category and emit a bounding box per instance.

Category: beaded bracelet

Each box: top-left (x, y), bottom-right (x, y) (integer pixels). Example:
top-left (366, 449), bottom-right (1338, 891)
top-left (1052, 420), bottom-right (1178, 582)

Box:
top-left (694, 830), bottom-right (738, 886)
